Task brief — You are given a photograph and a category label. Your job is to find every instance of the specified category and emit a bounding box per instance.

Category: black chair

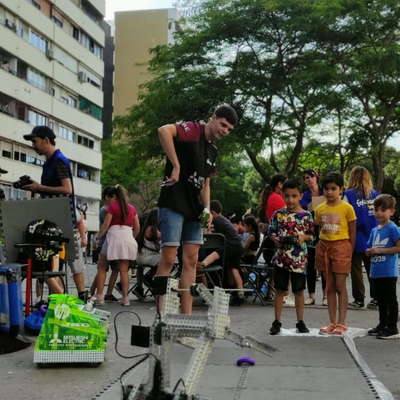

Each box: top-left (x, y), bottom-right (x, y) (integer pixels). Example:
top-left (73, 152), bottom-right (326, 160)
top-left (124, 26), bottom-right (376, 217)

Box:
top-left (197, 233), bottom-right (226, 288)
top-left (240, 236), bottom-right (275, 306)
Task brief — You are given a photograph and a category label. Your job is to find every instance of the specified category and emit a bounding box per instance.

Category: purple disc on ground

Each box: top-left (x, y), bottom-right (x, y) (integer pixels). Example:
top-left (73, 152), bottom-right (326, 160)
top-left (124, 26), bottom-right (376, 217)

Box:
top-left (39, 304), bottom-right (47, 317)
top-left (236, 356), bottom-right (255, 366)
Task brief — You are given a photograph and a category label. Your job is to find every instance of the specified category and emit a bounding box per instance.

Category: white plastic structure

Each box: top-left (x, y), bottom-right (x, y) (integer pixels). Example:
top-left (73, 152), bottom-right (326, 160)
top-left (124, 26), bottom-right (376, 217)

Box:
top-left (129, 279), bottom-right (277, 400)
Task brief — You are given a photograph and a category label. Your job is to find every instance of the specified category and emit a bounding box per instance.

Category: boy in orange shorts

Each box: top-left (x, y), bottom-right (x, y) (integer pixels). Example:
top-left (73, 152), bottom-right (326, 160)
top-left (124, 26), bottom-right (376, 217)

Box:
top-left (315, 172), bottom-right (357, 335)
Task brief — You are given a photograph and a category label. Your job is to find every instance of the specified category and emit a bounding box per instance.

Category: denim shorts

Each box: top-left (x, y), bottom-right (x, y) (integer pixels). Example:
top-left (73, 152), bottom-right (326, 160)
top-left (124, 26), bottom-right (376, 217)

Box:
top-left (158, 207), bottom-right (203, 247)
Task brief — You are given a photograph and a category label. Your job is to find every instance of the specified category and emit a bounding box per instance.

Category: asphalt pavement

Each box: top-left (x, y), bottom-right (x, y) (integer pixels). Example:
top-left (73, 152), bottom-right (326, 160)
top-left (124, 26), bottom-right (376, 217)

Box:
top-left (0, 260), bottom-right (399, 400)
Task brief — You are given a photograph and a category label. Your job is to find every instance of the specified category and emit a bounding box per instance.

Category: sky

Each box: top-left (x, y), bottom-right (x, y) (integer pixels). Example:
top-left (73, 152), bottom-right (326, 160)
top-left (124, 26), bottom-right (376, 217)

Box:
top-left (105, 0), bottom-right (174, 20)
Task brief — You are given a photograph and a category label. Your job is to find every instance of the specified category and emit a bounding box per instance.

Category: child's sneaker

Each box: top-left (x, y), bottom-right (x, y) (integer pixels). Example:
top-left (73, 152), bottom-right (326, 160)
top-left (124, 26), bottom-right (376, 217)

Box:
top-left (269, 319), bottom-right (282, 335)
top-left (348, 300), bottom-right (365, 310)
top-left (104, 294), bottom-right (119, 302)
top-left (367, 299), bottom-right (379, 309)
top-left (120, 296), bottom-right (130, 307)
top-left (296, 320), bottom-right (310, 334)
top-left (376, 327), bottom-right (400, 339)
top-left (368, 325), bottom-right (385, 336)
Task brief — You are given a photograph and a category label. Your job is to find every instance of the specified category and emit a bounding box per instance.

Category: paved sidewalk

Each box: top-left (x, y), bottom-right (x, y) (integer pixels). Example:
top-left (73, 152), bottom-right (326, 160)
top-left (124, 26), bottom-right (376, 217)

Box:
top-left (1, 261), bottom-right (399, 400)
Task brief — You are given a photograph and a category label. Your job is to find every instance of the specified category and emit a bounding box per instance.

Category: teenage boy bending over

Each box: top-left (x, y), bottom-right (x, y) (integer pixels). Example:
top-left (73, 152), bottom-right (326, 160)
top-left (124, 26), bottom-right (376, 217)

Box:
top-left (268, 179), bottom-right (314, 335)
top-left (156, 105), bottom-right (238, 314)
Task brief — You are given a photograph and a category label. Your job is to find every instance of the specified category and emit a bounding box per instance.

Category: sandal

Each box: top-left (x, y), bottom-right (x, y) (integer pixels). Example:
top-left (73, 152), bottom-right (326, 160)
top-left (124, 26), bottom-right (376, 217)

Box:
top-left (304, 297), bottom-right (315, 306)
top-left (319, 323), bottom-right (336, 335)
top-left (332, 324), bottom-right (348, 336)
top-left (322, 297), bottom-right (328, 306)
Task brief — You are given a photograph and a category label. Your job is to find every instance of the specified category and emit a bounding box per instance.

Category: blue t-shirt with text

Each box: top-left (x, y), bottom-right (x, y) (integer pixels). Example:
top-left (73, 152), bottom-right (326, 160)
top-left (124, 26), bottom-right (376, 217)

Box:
top-left (367, 221), bottom-right (400, 278)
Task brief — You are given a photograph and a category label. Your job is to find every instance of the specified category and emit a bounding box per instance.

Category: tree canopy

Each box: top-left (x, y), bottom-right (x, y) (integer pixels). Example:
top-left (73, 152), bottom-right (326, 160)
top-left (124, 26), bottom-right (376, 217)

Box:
top-left (108, 0), bottom-right (400, 214)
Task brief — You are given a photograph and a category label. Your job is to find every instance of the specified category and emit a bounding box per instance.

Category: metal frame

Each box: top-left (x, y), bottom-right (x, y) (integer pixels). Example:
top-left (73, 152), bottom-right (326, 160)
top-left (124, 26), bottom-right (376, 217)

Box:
top-left (128, 279), bottom-right (277, 399)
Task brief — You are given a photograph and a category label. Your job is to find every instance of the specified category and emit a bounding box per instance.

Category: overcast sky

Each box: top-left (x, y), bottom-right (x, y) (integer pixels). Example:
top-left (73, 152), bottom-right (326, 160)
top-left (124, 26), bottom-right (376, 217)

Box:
top-left (105, 0), bottom-right (174, 20)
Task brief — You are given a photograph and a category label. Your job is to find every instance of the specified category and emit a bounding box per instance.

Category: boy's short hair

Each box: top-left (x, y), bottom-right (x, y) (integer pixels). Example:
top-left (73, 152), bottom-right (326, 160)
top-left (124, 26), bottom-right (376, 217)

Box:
top-left (321, 172), bottom-right (344, 188)
top-left (374, 194), bottom-right (396, 209)
top-left (230, 215), bottom-right (242, 225)
top-left (214, 105), bottom-right (238, 126)
top-left (282, 179), bottom-right (302, 193)
top-left (210, 200), bottom-right (223, 214)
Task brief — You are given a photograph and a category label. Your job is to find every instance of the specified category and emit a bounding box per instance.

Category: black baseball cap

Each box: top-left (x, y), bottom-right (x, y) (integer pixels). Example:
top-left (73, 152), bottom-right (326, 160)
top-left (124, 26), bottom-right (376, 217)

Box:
top-left (23, 125), bottom-right (55, 141)
top-left (0, 167), bottom-right (7, 174)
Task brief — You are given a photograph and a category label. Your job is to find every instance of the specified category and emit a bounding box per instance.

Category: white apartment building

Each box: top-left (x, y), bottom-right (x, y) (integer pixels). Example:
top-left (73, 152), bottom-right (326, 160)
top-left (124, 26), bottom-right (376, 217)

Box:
top-left (0, 0), bottom-right (105, 232)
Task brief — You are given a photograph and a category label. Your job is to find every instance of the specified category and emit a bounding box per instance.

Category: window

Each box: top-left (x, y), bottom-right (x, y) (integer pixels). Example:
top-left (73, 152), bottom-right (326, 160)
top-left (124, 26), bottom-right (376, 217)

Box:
top-left (28, 0), bottom-right (41, 10)
top-left (61, 96), bottom-right (68, 104)
top-left (68, 96), bottom-right (77, 108)
top-left (59, 125), bottom-right (75, 142)
top-left (27, 68), bottom-right (46, 91)
top-left (2, 150), bottom-right (11, 158)
top-left (1, 186), bottom-right (11, 200)
top-left (14, 151), bottom-right (20, 161)
top-left (93, 43), bottom-right (102, 58)
top-left (13, 189), bottom-right (26, 200)
top-left (52, 16), bottom-right (63, 28)
top-left (28, 110), bottom-right (48, 126)
top-left (20, 153), bottom-right (26, 163)
top-left (27, 155), bottom-right (36, 165)
top-left (17, 26), bottom-right (23, 37)
top-left (72, 26), bottom-right (79, 41)
top-left (79, 97), bottom-right (101, 120)
top-left (29, 30), bottom-right (48, 53)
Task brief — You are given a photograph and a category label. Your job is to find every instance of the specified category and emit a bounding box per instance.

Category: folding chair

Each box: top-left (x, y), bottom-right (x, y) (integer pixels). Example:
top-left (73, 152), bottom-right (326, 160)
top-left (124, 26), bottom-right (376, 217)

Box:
top-left (240, 236), bottom-right (275, 306)
top-left (197, 233), bottom-right (226, 288)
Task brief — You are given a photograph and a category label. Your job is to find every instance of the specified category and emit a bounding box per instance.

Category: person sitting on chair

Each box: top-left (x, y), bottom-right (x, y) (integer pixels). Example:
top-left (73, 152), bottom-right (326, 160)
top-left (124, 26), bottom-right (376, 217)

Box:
top-left (197, 200), bottom-right (244, 305)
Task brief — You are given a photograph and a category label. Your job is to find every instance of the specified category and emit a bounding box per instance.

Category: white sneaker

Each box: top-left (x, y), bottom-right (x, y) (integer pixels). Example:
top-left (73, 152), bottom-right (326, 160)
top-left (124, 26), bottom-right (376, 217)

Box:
top-left (92, 294), bottom-right (104, 305)
top-left (283, 295), bottom-right (295, 308)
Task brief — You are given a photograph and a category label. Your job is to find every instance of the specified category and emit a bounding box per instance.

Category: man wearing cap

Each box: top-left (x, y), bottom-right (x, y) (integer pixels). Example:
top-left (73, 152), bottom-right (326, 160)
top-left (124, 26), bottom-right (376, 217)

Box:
top-left (23, 126), bottom-right (87, 301)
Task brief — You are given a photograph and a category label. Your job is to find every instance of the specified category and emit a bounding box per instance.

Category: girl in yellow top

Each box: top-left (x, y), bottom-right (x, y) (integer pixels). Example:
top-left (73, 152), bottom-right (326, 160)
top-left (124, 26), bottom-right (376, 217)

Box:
top-left (315, 172), bottom-right (357, 335)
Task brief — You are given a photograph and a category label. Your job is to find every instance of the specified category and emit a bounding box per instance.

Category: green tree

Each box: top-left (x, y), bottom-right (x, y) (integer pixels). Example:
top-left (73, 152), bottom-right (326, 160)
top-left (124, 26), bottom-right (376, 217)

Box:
top-left (308, 0), bottom-right (400, 191)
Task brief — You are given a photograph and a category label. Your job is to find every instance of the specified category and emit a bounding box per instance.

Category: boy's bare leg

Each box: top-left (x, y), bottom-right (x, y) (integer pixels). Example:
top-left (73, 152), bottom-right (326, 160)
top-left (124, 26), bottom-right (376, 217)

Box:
top-left (180, 244), bottom-right (199, 314)
top-left (156, 246), bottom-right (179, 312)
top-left (335, 273), bottom-right (348, 326)
top-left (294, 290), bottom-right (305, 321)
top-left (106, 269), bottom-right (119, 296)
top-left (274, 289), bottom-right (285, 321)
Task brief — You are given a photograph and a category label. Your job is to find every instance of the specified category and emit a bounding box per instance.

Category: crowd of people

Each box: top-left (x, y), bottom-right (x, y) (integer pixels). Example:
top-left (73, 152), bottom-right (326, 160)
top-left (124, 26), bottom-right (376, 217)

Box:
top-left (17, 105), bottom-right (399, 342)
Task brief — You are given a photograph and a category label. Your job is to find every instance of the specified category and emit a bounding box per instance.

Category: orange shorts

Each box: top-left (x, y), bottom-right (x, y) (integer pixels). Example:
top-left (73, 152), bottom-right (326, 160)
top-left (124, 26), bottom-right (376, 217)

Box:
top-left (316, 239), bottom-right (352, 274)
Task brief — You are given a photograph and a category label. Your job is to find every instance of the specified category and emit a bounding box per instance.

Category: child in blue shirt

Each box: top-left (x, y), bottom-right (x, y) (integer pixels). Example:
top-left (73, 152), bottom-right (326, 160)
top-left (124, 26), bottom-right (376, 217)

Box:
top-left (366, 194), bottom-right (400, 339)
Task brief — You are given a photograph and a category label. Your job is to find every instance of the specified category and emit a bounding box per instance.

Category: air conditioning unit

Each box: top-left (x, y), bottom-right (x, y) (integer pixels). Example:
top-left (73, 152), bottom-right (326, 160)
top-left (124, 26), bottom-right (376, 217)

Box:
top-left (78, 71), bottom-right (87, 83)
top-left (46, 49), bottom-right (54, 60)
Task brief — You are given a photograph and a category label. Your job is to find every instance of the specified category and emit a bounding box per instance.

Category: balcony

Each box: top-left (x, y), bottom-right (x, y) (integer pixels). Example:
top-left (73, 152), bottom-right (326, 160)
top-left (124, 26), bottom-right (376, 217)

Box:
top-left (57, 137), bottom-right (102, 170)
top-left (0, 24), bottom-right (53, 78)
top-left (53, 26), bottom-right (104, 77)
top-left (52, 99), bottom-right (103, 138)
top-left (73, 177), bottom-right (101, 201)
top-left (1, 0), bottom-right (55, 40)
top-left (53, 63), bottom-right (103, 108)
top-left (0, 65), bottom-right (53, 116)
top-left (84, 0), bottom-right (106, 19)
top-left (54, 0), bottom-right (105, 46)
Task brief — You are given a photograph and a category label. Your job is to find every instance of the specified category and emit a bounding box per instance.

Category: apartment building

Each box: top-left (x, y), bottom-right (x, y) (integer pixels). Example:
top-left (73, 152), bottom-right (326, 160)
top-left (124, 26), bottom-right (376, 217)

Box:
top-left (0, 0), bottom-right (105, 231)
top-left (113, 8), bottom-right (181, 118)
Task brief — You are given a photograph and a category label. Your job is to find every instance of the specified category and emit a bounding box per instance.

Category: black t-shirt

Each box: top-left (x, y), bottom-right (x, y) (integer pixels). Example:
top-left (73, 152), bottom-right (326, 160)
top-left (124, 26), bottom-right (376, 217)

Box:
top-left (158, 122), bottom-right (217, 220)
top-left (212, 215), bottom-right (243, 253)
